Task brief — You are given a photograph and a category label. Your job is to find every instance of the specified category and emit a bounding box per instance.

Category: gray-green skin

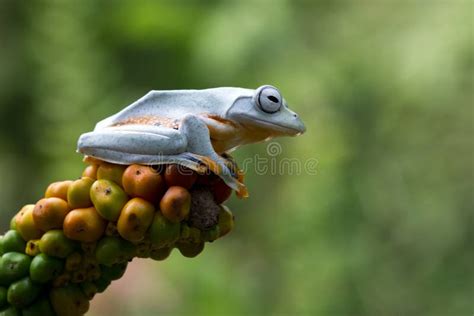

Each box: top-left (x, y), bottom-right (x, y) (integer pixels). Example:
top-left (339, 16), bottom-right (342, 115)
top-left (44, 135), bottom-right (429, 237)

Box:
top-left (77, 85), bottom-right (305, 193)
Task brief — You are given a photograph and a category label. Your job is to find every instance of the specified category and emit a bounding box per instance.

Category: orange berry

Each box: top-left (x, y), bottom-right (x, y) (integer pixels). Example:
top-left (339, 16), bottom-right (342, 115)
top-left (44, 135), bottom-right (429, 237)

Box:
top-left (122, 165), bottom-right (166, 203)
top-left (82, 165), bottom-right (98, 179)
top-left (159, 186), bottom-right (191, 223)
top-left (63, 207), bottom-right (106, 242)
top-left (16, 205), bottom-right (43, 241)
top-left (117, 198), bottom-right (155, 242)
top-left (97, 163), bottom-right (127, 187)
top-left (164, 164), bottom-right (198, 189)
top-left (45, 181), bottom-right (73, 200)
top-left (33, 198), bottom-right (70, 231)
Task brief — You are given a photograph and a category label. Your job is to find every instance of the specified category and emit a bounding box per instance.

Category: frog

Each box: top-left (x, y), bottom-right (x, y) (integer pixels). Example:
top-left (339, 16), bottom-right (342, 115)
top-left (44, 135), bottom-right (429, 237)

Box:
top-left (77, 85), bottom-right (305, 197)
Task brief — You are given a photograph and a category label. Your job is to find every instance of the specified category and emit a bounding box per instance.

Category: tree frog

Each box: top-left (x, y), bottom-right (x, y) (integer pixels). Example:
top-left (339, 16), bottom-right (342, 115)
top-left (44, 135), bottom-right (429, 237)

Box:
top-left (77, 85), bottom-right (305, 197)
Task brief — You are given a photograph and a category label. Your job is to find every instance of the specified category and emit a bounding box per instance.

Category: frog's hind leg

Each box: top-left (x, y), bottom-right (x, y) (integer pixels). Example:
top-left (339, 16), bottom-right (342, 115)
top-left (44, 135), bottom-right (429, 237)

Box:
top-left (78, 124), bottom-right (187, 157)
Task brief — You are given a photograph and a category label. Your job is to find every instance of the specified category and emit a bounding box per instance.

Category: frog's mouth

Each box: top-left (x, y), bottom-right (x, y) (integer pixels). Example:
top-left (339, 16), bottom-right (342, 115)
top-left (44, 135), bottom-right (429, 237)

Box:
top-left (240, 115), bottom-right (305, 136)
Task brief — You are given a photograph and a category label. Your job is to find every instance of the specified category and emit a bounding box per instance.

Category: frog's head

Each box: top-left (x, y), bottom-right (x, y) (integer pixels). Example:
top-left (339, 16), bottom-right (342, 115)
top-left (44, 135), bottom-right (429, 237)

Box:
top-left (227, 85), bottom-right (306, 136)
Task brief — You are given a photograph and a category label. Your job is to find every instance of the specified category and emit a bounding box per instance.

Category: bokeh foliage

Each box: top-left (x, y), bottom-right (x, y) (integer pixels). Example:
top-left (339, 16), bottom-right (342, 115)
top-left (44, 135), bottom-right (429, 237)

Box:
top-left (0, 1), bottom-right (472, 315)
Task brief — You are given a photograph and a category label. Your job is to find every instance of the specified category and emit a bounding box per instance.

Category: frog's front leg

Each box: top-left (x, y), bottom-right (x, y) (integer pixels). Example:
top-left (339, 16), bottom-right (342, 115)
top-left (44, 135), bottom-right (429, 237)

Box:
top-left (179, 115), bottom-right (248, 197)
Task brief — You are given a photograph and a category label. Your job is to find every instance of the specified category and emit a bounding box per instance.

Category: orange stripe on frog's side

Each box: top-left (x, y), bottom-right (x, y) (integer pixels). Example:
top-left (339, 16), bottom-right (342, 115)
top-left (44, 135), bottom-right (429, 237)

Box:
top-left (112, 116), bottom-right (180, 129)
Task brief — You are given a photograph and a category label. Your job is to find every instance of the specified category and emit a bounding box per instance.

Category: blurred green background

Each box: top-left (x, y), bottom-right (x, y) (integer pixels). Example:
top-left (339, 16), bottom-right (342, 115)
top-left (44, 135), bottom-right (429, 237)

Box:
top-left (0, 0), bottom-right (472, 315)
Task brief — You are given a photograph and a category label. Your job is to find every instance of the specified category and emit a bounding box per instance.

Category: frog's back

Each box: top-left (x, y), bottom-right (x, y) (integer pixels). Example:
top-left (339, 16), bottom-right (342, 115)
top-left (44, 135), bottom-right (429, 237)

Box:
top-left (95, 87), bottom-right (254, 130)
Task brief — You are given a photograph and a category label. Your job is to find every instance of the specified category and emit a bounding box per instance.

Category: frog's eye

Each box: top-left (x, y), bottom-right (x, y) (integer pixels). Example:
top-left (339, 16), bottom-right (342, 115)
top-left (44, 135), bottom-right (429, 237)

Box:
top-left (256, 85), bottom-right (282, 114)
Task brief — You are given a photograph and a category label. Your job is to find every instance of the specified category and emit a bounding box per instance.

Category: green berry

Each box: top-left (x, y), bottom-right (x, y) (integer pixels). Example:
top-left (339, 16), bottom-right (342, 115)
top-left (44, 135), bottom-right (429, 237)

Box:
top-left (90, 179), bottom-right (128, 221)
top-left (94, 276), bottom-right (111, 293)
top-left (148, 212), bottom-right (180, 248)
top-left (39, 230), bottom-right (76, 258)
top-left (176, 242), bottom-right (205, 258)
top-left (9, 216), bottom-right (17, 230)
top-left (101, 262), bottom-right (128, 281)
top-left (1, 231), bottom-right (25, 254)
top-left (22, 296), bottom-right (55, 316)
top-left (29, 253), bottom-right (64, 283)
top-left (0, 252), bottom-right (32, 286)
top-left (67, 177), bottom-right (94, 209)
top-left (80, 281), bottom-right (98, 300)
top-left (202, 226), bottom-right (220, 242)
top-left (0, 306), bottom-right (21, 316)
top-left (50, 284), bottom-right (89, 316)
top-left (7, 277), bottom-right (41, 308)
top-left (95, 237), bottom-right (135, 266)
top-left (150, 247), bottom-right (172, 261)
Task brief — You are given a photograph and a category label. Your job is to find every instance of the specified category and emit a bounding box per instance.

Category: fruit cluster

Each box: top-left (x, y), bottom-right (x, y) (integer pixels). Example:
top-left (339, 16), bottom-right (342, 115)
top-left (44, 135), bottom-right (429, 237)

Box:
top-left (0, 159), bottom-right (236, 315)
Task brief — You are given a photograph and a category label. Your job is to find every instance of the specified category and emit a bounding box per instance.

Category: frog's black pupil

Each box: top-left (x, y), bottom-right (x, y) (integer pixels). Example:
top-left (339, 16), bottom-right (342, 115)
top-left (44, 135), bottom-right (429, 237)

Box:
top-left (267, 95), bottom-right (279, 103)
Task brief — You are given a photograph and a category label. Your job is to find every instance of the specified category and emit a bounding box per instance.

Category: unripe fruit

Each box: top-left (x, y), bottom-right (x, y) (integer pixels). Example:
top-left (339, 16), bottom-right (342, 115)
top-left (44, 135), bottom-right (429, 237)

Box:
top-left (136, 242), bottom-right (151, 258)
top-left (97, 162), bottom-right (126, 186)
top-left (122, 165), bottom-right (166, 203)
top-left (39, 230), bottom-right (76, 258)
top-left (100, 262), bottom-right (128, 281)
top-left (164, 164), bottom-right (198, 189)
top-left (45, 181), bottom-right (73, 201)
top-left (117, 198), bottom-right (155, 242)
top-left (95, 237), bottom-right (135, 266)
top-left (49, 284), bottom-right (90, 316)
top-left (179, 225), bottom-right (201, 244)
top-left (67, 177), bottom-right (94, 209)
top-left (148, 212), bottom-right (181, 248)
top-left (90, 179), bottom-right (128, 222)
top-left (82, 164), bottom-right (98, 179)
top-left (63, 207), bottom-right (106, 242)
top-left (94, 276), bottom-right (111, 293)
top-left (21, 297), bottom-right (55, 316)
top-left (29, 253), bottom-right (64, 283)
top-left (0, 306), bottom-right (20, 316)
top-left (7, 277), bottom-right (41, 308)
top-left (212, 179), bottom-right (232, 204)
top-left (176, 242), bottom-right (205, 258)
top-left (150, 247), bottom-right (172, 261)
top-left (9, 216), bottom-right (16, 230)
top-left (15, 205), bottom-right (43, 241)
top-left (201, 226), bottom-right (220, 242)
top-left (160, 186), bottom-right (191, 223)
top-left (1, 231), bottom-right (26, 254)
top-left (33, 198), bottom-right (70, 232)
top-left (0, 253), bottom-right (32, 286)
top-left (80, 282), bottom-right (97, 300)
top-left (217, 205), bottom-right (234, 237)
